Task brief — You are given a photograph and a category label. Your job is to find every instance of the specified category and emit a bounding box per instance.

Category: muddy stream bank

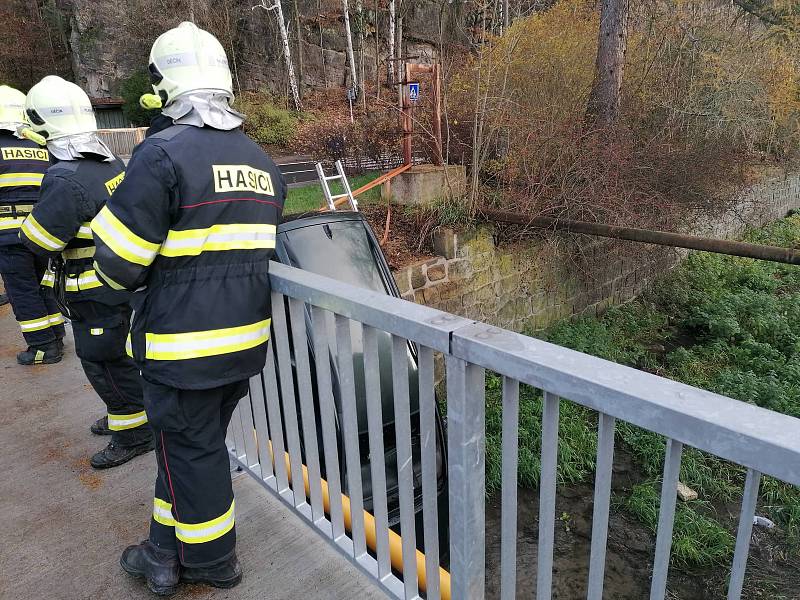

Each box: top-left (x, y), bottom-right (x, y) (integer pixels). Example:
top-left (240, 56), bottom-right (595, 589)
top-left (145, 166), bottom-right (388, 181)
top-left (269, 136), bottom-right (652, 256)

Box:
top-left (482, 452), bottom-right (800, 599)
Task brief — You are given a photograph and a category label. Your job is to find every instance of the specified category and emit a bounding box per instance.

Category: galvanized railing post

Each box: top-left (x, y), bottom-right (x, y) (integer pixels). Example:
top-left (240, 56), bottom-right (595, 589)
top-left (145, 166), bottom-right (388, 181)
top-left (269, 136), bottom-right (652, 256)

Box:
top-left (446, 355), bottom-right (486, 600)
top-left (537, 392), bottom-right (560, 600)
top-left (500, 377), bottom-right (520, 600)
top-left (650, 439), bottom-right (683, 600)
top-left (728, 469), bottom-right (761, 600)
top-left (587, 412), bottom-right (616, 600)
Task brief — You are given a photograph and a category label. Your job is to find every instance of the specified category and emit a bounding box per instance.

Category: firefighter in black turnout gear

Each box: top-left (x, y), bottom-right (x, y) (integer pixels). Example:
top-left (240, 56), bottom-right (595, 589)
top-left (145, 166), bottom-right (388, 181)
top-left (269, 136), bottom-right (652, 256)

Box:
top-left (19, 76), bottom-right (153, 469)
top-left (0, 85), bottom-right (65, 364)
top-left (92, 23), bottom-right (286, 596)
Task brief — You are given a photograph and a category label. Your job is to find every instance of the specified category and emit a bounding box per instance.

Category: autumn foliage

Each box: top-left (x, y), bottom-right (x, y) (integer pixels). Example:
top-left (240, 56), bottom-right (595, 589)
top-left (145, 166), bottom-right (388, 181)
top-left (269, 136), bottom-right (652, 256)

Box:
top-left (447, 0), bottom-right (800, 230)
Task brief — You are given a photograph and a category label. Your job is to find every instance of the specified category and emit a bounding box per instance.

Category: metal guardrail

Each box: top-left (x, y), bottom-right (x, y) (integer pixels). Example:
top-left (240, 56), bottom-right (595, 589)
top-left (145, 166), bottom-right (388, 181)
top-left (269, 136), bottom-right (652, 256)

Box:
top-left (226, 261), bottom-right (800, 600)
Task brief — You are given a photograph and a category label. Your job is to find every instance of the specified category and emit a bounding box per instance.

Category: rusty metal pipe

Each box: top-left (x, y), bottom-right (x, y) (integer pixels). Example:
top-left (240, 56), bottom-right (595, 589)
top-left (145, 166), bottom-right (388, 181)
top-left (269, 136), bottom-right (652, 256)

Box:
top-left (482, 210), bottom-right (800, 265)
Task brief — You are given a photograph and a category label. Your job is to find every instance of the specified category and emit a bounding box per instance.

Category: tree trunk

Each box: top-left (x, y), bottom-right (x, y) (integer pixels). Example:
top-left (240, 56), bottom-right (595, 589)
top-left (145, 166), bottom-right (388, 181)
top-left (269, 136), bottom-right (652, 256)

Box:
top-left (396, 8), bottom-right (403, 111)
top-left (342, 0), bottom-right (358, 94)
top-left (374, 0), bottom-right (380, 99)
top-left (293, 0), bottom-right (304, 95)
top-left (388, 0), bottom-right (396, 84)
top-left (356, 0), bottom-right (366, 105)
top-left (586, 0), bottom-right (630, 128)
top-left (259, 0), bottom-right (302, 111)
top-left (397, 9), bottom-right (403, 71)
top-left (318, 0), bottom-right (327, 86)
top-left (503, 0), bottom-right (510, 32)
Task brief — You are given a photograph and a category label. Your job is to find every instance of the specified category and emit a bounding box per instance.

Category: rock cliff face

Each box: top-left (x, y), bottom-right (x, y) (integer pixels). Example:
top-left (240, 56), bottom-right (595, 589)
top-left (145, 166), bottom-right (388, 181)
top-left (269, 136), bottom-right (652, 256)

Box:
top-left (57, 0), bottom-right (472, 98)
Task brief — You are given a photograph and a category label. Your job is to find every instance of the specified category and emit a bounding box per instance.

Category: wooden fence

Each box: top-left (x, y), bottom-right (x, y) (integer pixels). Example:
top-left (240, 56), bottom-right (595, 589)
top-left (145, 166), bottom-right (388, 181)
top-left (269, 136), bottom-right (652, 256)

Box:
top-left (96, 127), bottom-right (148, 157)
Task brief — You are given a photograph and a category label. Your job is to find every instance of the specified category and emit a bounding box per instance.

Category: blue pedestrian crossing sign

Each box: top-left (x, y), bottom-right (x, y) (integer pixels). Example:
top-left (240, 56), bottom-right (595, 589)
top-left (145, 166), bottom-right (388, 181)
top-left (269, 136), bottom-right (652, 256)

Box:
top-left (408, 82), bottom-right (420, 102)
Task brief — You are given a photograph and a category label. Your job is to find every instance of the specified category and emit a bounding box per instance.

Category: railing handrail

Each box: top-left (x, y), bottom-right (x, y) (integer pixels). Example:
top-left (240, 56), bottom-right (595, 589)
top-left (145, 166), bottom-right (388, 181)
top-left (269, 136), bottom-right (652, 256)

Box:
top-left (268, 260), bottom-right (800, 487)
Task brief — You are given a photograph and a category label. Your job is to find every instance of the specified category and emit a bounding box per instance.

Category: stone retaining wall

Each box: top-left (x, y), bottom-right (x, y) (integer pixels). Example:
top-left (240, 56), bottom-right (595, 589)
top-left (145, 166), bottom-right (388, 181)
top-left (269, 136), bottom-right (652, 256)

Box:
top-left (393, 173), bottom-right (800, 332)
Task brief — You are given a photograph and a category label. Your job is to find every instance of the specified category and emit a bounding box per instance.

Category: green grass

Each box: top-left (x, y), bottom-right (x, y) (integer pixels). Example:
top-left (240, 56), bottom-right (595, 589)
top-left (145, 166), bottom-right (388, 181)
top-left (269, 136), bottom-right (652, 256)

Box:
top-left (497, 212), bottom-right (800, 568)
top-left (284, 171), bottom-right (384, 215)
top-left (625, 483), bottom-right (736, 568)
top-left (485, 375), bottom-right (597, 494)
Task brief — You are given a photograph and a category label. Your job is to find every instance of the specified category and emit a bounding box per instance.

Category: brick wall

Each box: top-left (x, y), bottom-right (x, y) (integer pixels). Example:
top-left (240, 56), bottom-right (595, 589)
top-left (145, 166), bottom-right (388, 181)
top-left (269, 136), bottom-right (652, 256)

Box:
top-left (393, 173), bottom-right (800, 332)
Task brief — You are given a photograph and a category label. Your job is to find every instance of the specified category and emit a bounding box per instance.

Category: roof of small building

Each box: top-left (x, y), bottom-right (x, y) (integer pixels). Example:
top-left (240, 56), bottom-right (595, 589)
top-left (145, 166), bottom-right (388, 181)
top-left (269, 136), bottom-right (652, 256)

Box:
top-left (89, 97), bottom-right (125, 108)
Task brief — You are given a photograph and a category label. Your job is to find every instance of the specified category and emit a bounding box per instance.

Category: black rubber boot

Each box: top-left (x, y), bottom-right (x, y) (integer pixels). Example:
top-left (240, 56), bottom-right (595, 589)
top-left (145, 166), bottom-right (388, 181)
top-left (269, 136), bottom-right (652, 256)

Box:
top-left (90, 433), bottom-right (154, 469)
top-left (0, 293), bottom-right (8, 306)
top-left (90, 416), bottom-right (112, 436)
top-left (120, 540), bottom-right (180, 596)
top-left (181, 554), bottom-right (243, 589)
top-left (16, 341), bottom-right (63, 365)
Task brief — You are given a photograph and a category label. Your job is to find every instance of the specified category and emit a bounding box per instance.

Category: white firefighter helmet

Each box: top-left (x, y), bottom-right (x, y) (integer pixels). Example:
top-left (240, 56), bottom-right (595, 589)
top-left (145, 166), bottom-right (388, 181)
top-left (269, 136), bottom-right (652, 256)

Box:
top-left (148, 21), bottom-right (233, 106)
top-left (0, 85), bottom-right (26, 130)
top-left (25, 76), bottom-right (97, 140)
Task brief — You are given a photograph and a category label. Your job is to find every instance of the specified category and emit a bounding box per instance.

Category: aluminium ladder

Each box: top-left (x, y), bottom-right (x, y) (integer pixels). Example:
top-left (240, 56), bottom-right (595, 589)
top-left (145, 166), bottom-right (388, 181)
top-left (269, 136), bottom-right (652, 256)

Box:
top-left (316, 160), bottom-right (359, 212)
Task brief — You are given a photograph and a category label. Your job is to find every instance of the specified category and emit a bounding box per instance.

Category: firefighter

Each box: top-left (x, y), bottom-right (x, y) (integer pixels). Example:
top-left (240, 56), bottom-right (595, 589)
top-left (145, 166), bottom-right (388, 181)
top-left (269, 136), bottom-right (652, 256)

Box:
top-left (91, 23), bottom-right (286, 595)
top-left (0, 85), bottom-right (65, 364)
top-left (19, 75), bottom-right (153, 468)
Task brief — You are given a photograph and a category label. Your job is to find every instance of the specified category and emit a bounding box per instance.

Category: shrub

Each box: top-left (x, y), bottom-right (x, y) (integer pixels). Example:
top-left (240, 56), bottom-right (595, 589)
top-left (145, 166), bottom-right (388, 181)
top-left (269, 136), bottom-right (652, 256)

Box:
top-left (292, 107), bottom-right (402, 171)
top-left (120, 71), bottom-right (157, 127)
top-left (236, 93), bottom-right (299, 148)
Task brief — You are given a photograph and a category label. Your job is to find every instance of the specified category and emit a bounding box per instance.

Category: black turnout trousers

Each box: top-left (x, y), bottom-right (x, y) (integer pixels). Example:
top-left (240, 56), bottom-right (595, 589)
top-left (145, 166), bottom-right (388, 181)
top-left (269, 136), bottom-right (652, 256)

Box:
top-left (70, 300), bottom-right (148, 444)
top-left (0, 244), bottom-right (64, 346)
top-left (145, 378), bottom-right (248, 567)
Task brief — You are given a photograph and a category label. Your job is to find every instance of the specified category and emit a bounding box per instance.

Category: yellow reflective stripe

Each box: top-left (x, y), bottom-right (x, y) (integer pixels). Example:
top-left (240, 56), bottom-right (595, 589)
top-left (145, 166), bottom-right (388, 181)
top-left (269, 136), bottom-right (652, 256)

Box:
top-left (153, 498), bottom-right (175, 527)
top-left (0, 172), bottom-right (44, 187)
top-left (62, 246), bottom-right (95, 260)
top-left (40, 269), bottom-right (55, 288)
top-left (144, 318), bottom-right (271, 361)
top-left (19, 315), bottom-right (52, 333)
top-left (0, 203), bottom-right (34, 214)
top-left (65, 270), bottom-right (103, 292)
top-left (175, 500), bottom-right (235, 544)
top-left (125, 334), bottom-right (133, 358)
top-left (108, 410), bottom-right (148, 431)
top-left (20, 214), bottom-right (66, 251)
top-left (34, 349), bottom-right (45, 363)
top-left (93, 262), bottom-right (126, 291)
top-left (159, 223), bottom-right (277, 258)
top-left (75, 222), bottom-right (93, 240)
top-left (91, 206), bottom-right (160, 266)
top-left (90, 328), bottom-right (104, 335)
top-left (0, 217), bottom-right (24, 230)
top-left (48, 313), bottom-right (64, 326)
